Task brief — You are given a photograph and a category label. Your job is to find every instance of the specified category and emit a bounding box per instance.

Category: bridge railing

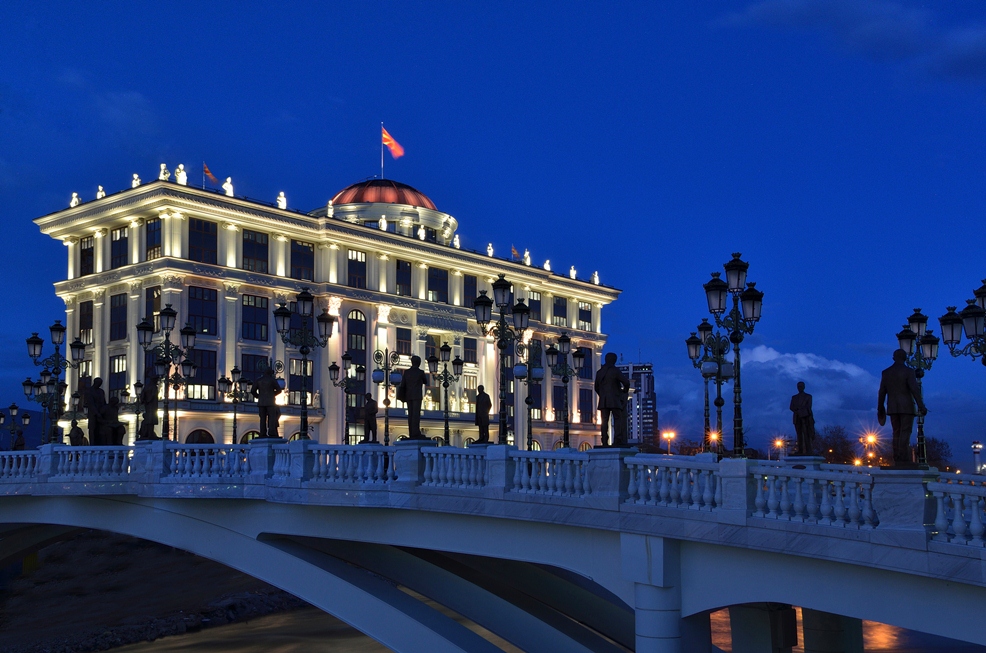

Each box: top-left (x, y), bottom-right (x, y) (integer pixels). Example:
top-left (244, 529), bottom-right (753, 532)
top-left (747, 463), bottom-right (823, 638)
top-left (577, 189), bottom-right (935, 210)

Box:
top-left (52, 446), bottom-right (132, 480)
top-left (0, 451), bottom-right (39, 480)
top-left (930, 473), bottom-right (986, 546)
top-left (164, 443), bottom-right (252, 480)
top-left (422, 447), bottom-right (486, 489)
top-left (510, 450), bottom-right (590, 497)
top-left (625, 454), bottom-right (721, 511)
top-left (310, 444), bottom-right (396, 484)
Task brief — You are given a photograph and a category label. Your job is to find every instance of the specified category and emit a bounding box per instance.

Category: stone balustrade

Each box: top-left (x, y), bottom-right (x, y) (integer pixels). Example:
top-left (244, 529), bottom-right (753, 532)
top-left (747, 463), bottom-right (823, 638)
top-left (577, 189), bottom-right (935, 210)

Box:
top-left (751, 462), bottom-right (877, 528)
top-left (510, 449), bottom-right (590, 497)
top-left (625, 453), bottom-right (721, 510)
top-left (423, 447), bottom-right (486, 489)
top-left (930, 472), bottom-right (986, 546)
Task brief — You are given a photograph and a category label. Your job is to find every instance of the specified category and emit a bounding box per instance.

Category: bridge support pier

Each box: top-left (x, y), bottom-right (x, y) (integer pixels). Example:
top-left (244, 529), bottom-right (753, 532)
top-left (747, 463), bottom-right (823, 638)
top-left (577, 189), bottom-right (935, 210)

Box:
top-left (801, 609), bottom-right (863, 653)
top-left (729, 603), bottom-right (797, 653)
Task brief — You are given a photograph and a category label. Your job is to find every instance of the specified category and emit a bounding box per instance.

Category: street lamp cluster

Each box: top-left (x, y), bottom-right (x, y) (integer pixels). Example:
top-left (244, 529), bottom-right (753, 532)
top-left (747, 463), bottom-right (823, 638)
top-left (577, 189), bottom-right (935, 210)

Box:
top-left (686, 318), bottom-right (733, 453)
top-left (427, 342), bottom-right (464, 446)
top-left (513, 340), bottom-right (545, 451)
top-left (217, 367), bottom-right (253, 444)
top-left (893, 308), bottom-right (940, 466)
top-left (0, 404), bottom-right (30, 450)
top-left (371, 349), bottom-right (403, 446)
top-left (328, 353), bottom-right (365, 444)
top-left (544, 334), bottom-right (585, 449)
top-left (938, 280), bottom-right (986, 364)
top-left (25, 321), bottom-right (87, 444)
top-left (137, 305), bottom-right (197, 441)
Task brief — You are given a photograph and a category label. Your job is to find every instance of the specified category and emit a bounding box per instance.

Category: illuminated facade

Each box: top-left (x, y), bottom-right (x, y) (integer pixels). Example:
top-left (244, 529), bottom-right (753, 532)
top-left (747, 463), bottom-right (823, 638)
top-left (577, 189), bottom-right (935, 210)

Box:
top-left (34, 176), bottom-right (620, 447)
top-left (618, 361), bottom-right (657, 447)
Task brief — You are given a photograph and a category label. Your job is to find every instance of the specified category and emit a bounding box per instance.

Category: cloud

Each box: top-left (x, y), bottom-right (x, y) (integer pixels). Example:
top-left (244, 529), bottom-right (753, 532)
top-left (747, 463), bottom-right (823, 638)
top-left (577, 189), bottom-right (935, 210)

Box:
top-left (722, 0), bottom-right (986, 84)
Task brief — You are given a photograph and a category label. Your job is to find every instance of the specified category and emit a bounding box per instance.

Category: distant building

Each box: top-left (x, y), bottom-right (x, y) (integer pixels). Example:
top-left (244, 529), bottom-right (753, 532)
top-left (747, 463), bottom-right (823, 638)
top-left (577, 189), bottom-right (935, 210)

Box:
top-left (617, 361), bottom-right (657, 447)
top-left (973, 441), bottom-right (982, 475)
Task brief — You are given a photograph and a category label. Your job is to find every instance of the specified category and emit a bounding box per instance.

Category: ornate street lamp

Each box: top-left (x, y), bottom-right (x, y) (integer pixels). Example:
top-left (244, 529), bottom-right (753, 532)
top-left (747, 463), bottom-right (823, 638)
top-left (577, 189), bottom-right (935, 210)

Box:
top-left (472, 274), bottom-right (531, 445)
top-left (544, 333), bottom-right (585, 449)
top-left (274, 289), bottom-right (335, 439)
top-left (371, 348), bottom-right (403, 446)
top-left (136, 305), bottom-right (196, 440)
top-left (25, 320), bottom-right (87, 444)
top-left (427, 342), bottom-right (464, 446)
top-left (329, 353), bottom-right (365, 444)
top-left (217, 366), bottom-right (253, 445)
top-left (0, 404), bottom-right (30, 450)
top-left (512, 340), bottom-right (545, 451)
top-left (895, 308), bottom-right (938, 466)
top-left (701, 254), bottom-right (764, 456)
top-left (686, 318), bottom-right (733, 453)
top-left (939, 280), bottom-right (986, 366)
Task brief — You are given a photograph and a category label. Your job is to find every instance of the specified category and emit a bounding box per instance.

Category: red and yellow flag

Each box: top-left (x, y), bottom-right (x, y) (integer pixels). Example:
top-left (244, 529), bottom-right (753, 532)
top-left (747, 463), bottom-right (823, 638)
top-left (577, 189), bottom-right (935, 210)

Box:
top-left (382, 127), bottom-right (404, 159)
top-left (203, 162), bottom-right (219, 184)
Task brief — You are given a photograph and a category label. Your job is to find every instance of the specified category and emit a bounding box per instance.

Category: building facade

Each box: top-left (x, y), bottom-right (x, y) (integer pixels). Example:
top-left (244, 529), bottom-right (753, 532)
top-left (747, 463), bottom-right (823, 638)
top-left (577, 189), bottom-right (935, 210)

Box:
top-left (35, 175), bottom-right (621, 448)
top-left (618, 361), bottom-right (657, 447)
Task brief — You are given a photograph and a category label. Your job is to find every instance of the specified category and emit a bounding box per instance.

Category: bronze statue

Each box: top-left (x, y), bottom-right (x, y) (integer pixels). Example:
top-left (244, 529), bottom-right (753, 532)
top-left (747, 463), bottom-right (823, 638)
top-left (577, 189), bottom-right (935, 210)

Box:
top-left (397, 356), bottom-right (428, 439)
top-left (100, 396), bottom-right (126, 446)
top-left (595, 353), bottom-right (630, 446)
top-left (363, 392), bottom-right (378, 443)
top-left (137, 372), bottom-right (160, 440)
top-left (789, 382), bottom-right (815, 455)
top-left (252, 367), bottom-right (282, 438)
top-left (85, 377), bottom-right (107, 446)
top-left (474, 385), bottom-right (492, 443)
top-left (878, 349), bottom-right (928, 465)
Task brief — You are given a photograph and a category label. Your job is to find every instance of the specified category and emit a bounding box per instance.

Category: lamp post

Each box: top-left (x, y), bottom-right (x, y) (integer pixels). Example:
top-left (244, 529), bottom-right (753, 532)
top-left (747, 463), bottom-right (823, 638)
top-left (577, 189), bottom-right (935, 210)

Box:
top-left (544, 333), bottom-right (585, 449)
top-left (427, 342), bottom-right (464, 446)
top-left (217, 367), bottom-right (253, 445)
top-left (273, 289), bottom-right (335, 439)
top-left (136, 304), bottom-right (196, 441)
top-left (329, 353), bottom-right (366, 444)
top-left (371, 349), bottom-right (403, 446)
top-left (895, 308), bottom-right (939, 466)
top-left (0, 404), bottom-right (30, 450)
top-left (471, 274), bottom-right (531, 445)
top-left (25, 322), bottom-right (87, 444)
top-left (661, 430), bottom-right (676, 455)
top-left (512, 340), bottom-right (545, 451)
top-left (939, 280), bottom-right (986, 366)
top-left (117, 381), bottom-right (145, 441)
top-left (702, 253), bottom-right (764, 456)
top-left (686, 318), bottom-right (733, 453)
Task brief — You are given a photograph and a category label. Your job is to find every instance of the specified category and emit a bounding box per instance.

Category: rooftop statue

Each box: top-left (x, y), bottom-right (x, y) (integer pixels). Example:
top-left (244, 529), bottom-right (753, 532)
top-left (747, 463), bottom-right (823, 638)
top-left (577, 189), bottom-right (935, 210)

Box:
top-left (277, 192), bottom-right (287, 209)
top-left (523, 249), bottom-right (531, 266)
top-left (96, 185), bottom-right (106, 199)
top-left (132, 174), bottom-right (141, 188)
top-left (544, 260), bottom-right (551, 272)
top-left (326, 200), bottom-right (334, 218)
top-left (379, 215), bottom-right (388, 231)
top-left (69, 192), bottom-right (80, 208)
top-left (592, 271), bottom-right (600, 285)
top-left (159, 163), bottom-right (171, 181)
top-left (570, 266), bottom-right (577, 279)
top-left (487, 243), bottom-right (494, 257)
top-left (222, 177), bottom-right (234, 197)
top-left (453, 235), bottom-right (460, 249)
top-left (175, 164), bottom-right (187, 186)
top-left (417, 225), bottom-right (426, 240)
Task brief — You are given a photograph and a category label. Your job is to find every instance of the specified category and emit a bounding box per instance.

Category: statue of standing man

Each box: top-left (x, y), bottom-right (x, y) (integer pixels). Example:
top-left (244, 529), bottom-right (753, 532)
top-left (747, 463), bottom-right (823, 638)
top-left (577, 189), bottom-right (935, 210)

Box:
top-left (397, 356), bottom-right (428, 439)
top-left (252, 367), bottom-right (282, 439)
top-left (595, 352), bottom-right (631, 446)
top-left (878, 349), bottom-right (928, 465)
top-left (86, 377), bottom-right (107, 446)
top-left (789, 381), bottom-right (815, 455)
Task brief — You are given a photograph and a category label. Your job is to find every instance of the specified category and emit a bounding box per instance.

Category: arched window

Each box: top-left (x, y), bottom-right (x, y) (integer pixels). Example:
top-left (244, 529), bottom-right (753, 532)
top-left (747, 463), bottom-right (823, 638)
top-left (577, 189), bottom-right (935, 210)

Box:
top-left (288, 431), bottom-right (305, 441)
top-left (578, 441), bottom-right (592, 452)
top-left (186, 429), bottom-right (214, 444)
top-left (346, 309), bottom-right (368, 420)
top-left (431, 436), bottom-right (444, 446)
top-left (552, 440), bottom-right (566, 450)
top-left (239, 430), bottom-right (261, 444)
top-left (529, 439), bottom-right (542, 451)
top-left (464, 437), bottom-right (477, 446)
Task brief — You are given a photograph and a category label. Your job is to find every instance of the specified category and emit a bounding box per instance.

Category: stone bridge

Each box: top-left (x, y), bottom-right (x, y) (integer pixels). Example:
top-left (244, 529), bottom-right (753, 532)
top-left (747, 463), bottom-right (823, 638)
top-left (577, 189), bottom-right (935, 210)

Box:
top-left (0, 441), bottom-right (984, 653)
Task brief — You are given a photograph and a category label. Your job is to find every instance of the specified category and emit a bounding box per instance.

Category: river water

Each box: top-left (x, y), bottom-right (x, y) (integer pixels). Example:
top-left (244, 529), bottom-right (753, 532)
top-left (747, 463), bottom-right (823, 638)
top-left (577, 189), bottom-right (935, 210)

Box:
top-left (113, 606), bottom-right (986, 653)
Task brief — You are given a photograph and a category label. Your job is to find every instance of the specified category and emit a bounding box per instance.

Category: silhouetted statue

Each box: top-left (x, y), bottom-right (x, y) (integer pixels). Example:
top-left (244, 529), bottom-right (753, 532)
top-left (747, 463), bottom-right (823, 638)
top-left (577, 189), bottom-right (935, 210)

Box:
top-left (100, 396), bottom-right (126, 446)
top-left (86, 378), bottom-right (107, 446)
top-left (11, 432), bottom-right (24, 451)
top-left (878, 349), bottom-right (928, 465)
top-left (252, 367), bottom-right (282, 438)
top-left (474, 385), bottom-right (493, 443)
top-left (397, 356), bottom-right (428, 439)
top-left (595, 352), bottom-right (631, 446)
top-left (790, 381), bottom-right (816, 455)
top-left (138, 372), bottom-right (160, 440)
top-left (363, 393), bottom-right (378, 443)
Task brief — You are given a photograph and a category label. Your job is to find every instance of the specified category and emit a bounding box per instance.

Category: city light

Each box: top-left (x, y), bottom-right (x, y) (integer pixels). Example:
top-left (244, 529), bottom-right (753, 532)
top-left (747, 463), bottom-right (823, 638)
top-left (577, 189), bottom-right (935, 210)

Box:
top-left (662, 431), bottom-right (676, 455)
top-left (854, 458), bottom-right (863, 466)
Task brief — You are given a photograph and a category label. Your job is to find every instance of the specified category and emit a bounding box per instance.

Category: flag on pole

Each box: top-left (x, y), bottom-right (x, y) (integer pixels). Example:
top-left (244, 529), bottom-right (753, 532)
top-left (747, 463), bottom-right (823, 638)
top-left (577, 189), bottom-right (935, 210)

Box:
top-left (382, 127), bottom-right (404, 159)
top-left (511, 245), bottom-right (520, 260)
top-left (203, 162), bottom-right (219, 185)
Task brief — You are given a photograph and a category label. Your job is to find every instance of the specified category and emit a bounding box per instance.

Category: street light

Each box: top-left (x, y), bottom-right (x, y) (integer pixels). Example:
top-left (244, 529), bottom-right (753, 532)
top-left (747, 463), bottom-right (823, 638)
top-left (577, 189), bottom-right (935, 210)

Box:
top-left (371, 348), bottom-right (403, 446)
top-left (686, 318), bottom-right (734, 453)
top-left (329, 353), bottom-right (365, 444)
top-left (939, 280), bottom-right (986, 368)
top-left (274, 289), bottom-right (335, 439)
top-left (0, 404), bottom-right (30, 450)
top-left (545, 333), bottom-right (585, 449)
top-left (427, 342), bottom-right (464, 446)
top-left (137, 305), bottom-right (196, 441)
top-left (512, 340), bottom-right (545, 451)
top-left (471, 274), bottom-right (531, 445)
top-left (701, 254), bottom-right (764, 456)
top-left (25, 320), bottom-right (87, 444)
top-left (896, 308), bottom-right (938, 466)
top-left (661, 430), bottom-right (676, 454)
top-left (217, 366), bottom-right (254, 444)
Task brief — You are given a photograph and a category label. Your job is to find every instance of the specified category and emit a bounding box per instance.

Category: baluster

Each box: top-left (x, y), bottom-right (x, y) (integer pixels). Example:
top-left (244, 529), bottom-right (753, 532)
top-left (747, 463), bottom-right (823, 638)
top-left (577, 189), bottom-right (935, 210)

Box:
top-left (573, 461), bottom-right (584, 495)
top-left (779, 477), bottom-right (791, 519)
top-left (538, 460), bottom-right (549, 493)
top-left (969, 497), bottom-right (984, 546)
top-left (469, 456), bottom-right (480, 487)
top-left (562, 459), bottom-right (574, 495)
top-left (423, 453), bottom-right (434, 485)
top-left (700, 470), bottom-right (713, 510)
top-left (754, 474), bottom-right (766, 517)
top-left (804, 478), bottom-right (818, 522)
top-left (374, 451), bottom-right (384, 482)
top-left (833, 481), bottom-right (847, 525)
top-left (441, 455), bottom-right (452, 486)
top-left (848, 485), bottom-right (861, 527)
top-left (626, 464), bottom-right (639, 502)
top-left (951, 491), bottom-right (969, 542)
top-left (766, 475), bottom-right (780, 518)
top-left (861, 482), bottom-right (876, 529)
top-left (713, 473), bottom-right (722, 508)
top-left (512, 455), bottom-right (523, 490)
top-left (791, 477), bottom-right (805, 520)
top-left (678, 469), bottom-right (692, 508)
top-left (643, 466), bottom-right (657, 504)
top-left (658, 466), bottom-right (671, 505)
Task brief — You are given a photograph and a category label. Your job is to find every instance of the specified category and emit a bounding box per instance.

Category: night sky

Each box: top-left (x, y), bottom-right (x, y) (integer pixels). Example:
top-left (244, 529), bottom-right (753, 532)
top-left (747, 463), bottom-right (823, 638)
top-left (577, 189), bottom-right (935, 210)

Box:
top-left (1, 1), bottom-right (984, 465)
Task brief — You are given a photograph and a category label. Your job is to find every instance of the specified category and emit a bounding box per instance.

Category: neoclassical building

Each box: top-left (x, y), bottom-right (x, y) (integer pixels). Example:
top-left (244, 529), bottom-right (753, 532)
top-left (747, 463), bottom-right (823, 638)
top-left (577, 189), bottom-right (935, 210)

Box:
top-left (34, 173), bottom-right (621, 448)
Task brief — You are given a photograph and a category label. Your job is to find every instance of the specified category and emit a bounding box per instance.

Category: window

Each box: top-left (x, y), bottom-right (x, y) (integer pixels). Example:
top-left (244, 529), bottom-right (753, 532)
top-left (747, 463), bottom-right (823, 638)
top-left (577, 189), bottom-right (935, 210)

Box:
top-left (79, 236), bottom-right (94, 277)
top-left (578, 301), bottom-right (593, 331)
top-left (528, 292), bottom-right (542, 322)
top-left (427, 267), bottom-right (448, 304)
top-left (347, 310), bottom-right (367, 352)
top-left (145, 218), bottom-right (162, 260)
top-left (528, 383), bottom-right (543, 420)
top-left (145, 286), bottom-right (161, 332)
top-left (424, 334), bottom-right (440, 362)
top-left (186, 349), bottom-right (217, 401)
top-left (242, 295), bottom-right (269, 341)
top-left (188, 218), bottom-right (218, 264)
top-left (109, 293), bottom-right (127, 341)
top-left (528, 339), bottom-right (543, 369)
top-left (109, 354), bottom-right (127, 401)
top-left (290, 240), bottom-right (314, 281)
top-left (462, 374), bottom-right (478, 413)
top-left (395, 260), bottom-right (412, 297)
top-left (579, 388), bottom-right (594, 424)
top-left (463, 337), bottom-right (477, 364)
top-left (242, 230), bottom-right (269, 273)
top-left (346, 310), bottom-right (368, 414)
top-left (288, 358), bottom-right (313, 406)
top-left (553, 385), bottom-right (567, 422)
top-left (396, 328), bottom-right (412, 356)
top-left (552, 296), bottom-right (568, 327)
top-left (422, 227), bottom-right (437, 243)
top-left (240, 354), bottom-right (268, 395)
top-left (111, 227), bottom-right (129, 269)
top-left (578, 346), bottom-right (594, 380)
top-left (79, 359), bottom-right (93, 380)
top-left (188, 286), bottom-right (218, 335)
top-left (463, 275), bottom-right (477, 308)
top-left (348, 249), bottom-right (367, 288)
top-left (79, 300), bottom-right (94, 345)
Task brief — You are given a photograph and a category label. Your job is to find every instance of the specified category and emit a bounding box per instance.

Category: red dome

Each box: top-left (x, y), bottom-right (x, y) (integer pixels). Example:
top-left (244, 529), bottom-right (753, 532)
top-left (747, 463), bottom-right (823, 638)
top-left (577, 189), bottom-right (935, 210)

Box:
top-left (331, 179), bottom-right (437, 211)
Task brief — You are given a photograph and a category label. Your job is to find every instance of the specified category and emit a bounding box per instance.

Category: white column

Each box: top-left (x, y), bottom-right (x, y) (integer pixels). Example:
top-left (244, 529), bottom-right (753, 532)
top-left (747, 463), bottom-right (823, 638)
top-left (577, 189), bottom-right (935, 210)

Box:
top-left (273, 235), bottom-right (288, 277)
top-left (621, 534), bottom-right (683, 653)
top-left (94, 229), bottom-right (107, 273)
top-left (127, 283), bottom-right (142, 389)
top-left (92, 291), bottom-right (106, 379)
top-left (131, 219), bottom-right (144, 264)
top-left (417, 264), bottom-right (428, 300)
top-left (65, 238), bottom-right (78, 280)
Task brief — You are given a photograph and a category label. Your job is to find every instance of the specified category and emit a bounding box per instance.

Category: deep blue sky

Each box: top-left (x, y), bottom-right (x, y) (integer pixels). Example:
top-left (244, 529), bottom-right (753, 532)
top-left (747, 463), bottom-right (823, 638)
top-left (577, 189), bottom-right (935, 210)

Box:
top-left (1, 1), bottom-right (984, 464)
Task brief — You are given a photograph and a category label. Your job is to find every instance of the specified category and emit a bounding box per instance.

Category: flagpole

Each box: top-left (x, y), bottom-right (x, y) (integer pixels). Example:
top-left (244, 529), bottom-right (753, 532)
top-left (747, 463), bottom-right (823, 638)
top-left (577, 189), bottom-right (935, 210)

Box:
top-left (380, 122), bottom-right (384, 179)
top-left (202, 161), bottom-right (205, 189)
